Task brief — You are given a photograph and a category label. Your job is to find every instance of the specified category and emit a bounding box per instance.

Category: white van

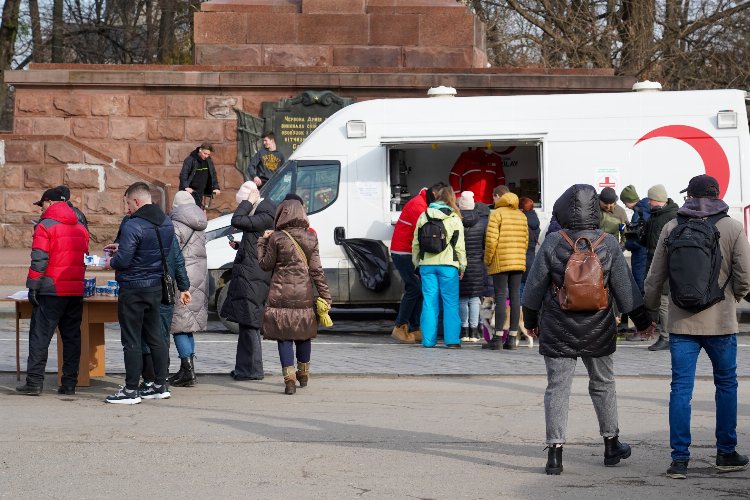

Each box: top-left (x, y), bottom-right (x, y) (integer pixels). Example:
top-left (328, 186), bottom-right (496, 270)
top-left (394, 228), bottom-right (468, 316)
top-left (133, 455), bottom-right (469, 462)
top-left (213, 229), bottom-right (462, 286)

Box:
top-left (206, 87), bottom-right (750, 328)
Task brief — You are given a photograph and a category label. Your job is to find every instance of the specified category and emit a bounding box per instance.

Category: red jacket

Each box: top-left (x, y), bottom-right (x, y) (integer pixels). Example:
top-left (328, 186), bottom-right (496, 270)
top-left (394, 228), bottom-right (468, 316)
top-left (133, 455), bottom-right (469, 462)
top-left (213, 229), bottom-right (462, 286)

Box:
top-left (27, 202), bottom-right (90, 296)
top-left (449, 149), bottom-right (506, 204)
top-left (390, 188), bottom-right (428, 253)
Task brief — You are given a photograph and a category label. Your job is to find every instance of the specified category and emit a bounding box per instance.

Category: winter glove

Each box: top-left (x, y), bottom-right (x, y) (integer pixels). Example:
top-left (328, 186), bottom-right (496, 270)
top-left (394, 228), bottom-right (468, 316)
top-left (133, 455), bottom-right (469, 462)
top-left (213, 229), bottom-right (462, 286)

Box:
top-left (28, 289), bottom-right (40, 308)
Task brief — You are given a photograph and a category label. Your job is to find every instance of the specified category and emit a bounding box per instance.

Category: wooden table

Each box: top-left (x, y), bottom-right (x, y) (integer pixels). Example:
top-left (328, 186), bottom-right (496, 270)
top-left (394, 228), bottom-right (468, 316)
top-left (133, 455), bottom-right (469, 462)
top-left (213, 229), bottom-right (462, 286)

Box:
top-left (2, 295), bottom-right (118, 387)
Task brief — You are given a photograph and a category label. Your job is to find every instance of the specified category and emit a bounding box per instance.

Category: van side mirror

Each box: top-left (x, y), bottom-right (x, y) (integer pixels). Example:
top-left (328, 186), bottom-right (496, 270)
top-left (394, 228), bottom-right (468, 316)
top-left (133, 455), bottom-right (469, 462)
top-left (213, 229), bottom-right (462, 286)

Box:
top-left (334, 226), bottom-right (345, 245)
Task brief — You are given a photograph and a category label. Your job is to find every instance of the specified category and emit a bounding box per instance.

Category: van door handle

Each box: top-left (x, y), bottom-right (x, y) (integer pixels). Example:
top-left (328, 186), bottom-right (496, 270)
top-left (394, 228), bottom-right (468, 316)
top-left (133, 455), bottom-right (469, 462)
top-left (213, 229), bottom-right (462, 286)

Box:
top-left (334, 226), bottom-right (345, 245)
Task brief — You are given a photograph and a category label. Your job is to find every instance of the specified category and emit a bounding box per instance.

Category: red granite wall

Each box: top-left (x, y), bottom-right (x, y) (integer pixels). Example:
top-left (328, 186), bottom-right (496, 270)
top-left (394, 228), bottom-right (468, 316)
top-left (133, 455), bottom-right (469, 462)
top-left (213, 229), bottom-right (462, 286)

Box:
top-left (0, 135), bottom-right (164, 248)
top-left (193, 0), bottom-right (488, 69)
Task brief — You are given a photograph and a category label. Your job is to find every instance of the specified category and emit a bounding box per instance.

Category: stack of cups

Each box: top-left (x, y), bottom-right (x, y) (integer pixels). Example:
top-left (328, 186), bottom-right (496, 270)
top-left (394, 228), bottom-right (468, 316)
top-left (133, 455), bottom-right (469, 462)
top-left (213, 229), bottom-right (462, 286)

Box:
top-left (84, 278), bottom-right (96, 297)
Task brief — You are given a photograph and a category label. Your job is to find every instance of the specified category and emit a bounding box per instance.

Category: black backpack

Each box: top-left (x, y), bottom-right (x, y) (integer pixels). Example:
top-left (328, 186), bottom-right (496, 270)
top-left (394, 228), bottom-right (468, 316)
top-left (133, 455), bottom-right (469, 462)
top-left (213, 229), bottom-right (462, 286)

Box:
top-left (665, 213), bottom-right (730, 312)
top-left (418, 212), bottom-right (458, 260)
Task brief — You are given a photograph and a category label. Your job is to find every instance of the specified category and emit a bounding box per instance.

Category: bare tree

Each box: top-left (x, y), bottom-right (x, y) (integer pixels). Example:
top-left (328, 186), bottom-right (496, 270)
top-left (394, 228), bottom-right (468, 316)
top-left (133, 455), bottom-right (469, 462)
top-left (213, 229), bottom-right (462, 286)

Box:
top-left (0, 0), bottom-right (22, 130)
top-left (461, 0), bottom-right (750, 89)
top-left (51, 0), bottom-right (62, 62)
top-left (29, 0), bottom-right (44, 62)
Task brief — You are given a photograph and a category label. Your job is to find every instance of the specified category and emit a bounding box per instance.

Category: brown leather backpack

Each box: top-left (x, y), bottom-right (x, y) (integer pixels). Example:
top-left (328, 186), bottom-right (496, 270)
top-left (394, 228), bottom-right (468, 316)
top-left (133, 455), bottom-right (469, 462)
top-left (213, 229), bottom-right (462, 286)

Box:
top-left (553, 231), bottom-right (609, 311)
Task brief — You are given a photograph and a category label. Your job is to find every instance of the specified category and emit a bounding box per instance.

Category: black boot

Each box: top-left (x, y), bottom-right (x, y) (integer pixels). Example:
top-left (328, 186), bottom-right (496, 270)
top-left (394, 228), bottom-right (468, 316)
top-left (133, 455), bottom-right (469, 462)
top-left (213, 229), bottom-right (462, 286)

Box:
top-left (482, 334), bottom-right (503, 350)
top-left (168, 364), bottom-right (185, 385)
top-left (171, 357), bottom-right (196, 387)
top-left (189, 354), bottom-right (197, 381)
top-left (545, 445), bottom-right (563, 475)
top-left (471, 326), bottom-right (482, 342)
top-left (604, 436), bottom-right (631, 466)
top-left (460, 327), bottom-right (470, 340)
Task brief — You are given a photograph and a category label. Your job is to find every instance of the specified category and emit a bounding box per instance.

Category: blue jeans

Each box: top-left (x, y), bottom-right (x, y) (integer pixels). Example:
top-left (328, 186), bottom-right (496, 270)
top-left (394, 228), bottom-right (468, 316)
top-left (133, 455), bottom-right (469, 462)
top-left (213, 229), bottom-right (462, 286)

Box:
top-left (669, 333), bottom-right (738, 461)
top-left (392, 253), bottom-right (422, 331)
top-left (173, 332), bottom-right (195, 358)
top-left (459, 296), bottom-right (480, 328)
top-left (420, 265), bottom-right (460, 347)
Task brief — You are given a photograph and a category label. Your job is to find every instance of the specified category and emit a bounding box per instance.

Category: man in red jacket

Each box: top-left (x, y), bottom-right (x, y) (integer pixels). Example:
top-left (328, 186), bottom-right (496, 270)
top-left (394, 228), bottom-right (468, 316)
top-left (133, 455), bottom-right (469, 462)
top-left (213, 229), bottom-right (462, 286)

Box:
top-left (17, 187), bottom-right (90, 396)
top-left (389, 182), bottom-right (446, 343)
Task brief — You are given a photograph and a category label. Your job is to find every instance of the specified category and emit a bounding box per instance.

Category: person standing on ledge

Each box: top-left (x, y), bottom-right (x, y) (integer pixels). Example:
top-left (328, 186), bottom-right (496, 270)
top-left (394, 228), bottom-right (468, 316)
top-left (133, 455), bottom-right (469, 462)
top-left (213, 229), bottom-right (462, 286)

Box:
top-left (248, 132), bottom-right (284, 188)
top-left (179, 142), bottom-right (221, 208)
top-left (16, 187), bottom-right (89, 397)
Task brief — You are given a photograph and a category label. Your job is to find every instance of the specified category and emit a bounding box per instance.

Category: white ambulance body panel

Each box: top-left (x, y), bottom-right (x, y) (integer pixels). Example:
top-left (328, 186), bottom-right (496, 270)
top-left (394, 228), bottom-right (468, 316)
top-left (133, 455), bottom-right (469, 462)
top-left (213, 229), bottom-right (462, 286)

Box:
top-left (207, 89), bottom-right (750, 308)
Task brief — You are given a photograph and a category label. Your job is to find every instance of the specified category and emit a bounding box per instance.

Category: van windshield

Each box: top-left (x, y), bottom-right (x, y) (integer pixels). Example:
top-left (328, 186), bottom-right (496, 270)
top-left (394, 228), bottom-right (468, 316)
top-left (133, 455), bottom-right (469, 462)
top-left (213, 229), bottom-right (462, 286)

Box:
top-left (260, 160), bottom-right (296, 205)
top-left (260, 159), bottom-right (341, 215)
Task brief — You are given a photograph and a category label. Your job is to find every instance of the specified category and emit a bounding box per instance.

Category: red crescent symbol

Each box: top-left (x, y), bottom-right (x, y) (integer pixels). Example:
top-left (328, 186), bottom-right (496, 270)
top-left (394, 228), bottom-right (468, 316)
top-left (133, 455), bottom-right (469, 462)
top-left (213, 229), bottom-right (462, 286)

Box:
top-left (635, 125), bottom-right (729, 198)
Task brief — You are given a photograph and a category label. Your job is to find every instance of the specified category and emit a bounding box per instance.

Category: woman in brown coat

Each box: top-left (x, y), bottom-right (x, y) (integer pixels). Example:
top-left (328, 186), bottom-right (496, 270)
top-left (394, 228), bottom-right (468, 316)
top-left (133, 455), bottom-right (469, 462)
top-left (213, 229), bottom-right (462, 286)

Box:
top-left (257, 196), bottom-right (332, 395)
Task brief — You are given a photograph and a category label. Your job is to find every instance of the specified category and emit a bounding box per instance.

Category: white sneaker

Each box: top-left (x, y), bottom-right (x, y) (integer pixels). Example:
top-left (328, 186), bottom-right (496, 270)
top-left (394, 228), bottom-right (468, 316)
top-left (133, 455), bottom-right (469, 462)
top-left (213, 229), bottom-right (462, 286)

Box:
top-left (139, 383), bottom-right (171, 400)
top-left (105, 386), bottom-right (142, 405)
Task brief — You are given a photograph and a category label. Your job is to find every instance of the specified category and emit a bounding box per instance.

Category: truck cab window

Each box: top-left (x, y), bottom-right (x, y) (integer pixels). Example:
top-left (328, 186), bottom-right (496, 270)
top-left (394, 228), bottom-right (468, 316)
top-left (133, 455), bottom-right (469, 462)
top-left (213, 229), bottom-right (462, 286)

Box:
top-left (260, 160), bottom-right (340, 215)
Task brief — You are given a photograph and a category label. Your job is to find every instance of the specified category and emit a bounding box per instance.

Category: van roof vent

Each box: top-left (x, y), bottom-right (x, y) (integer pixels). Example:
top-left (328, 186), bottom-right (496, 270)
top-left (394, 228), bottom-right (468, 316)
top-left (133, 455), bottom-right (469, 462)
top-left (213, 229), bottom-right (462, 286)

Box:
top-left (632, 80), bottom-right (663, 92)
top-left (427, 86), bottom-right (457, 98)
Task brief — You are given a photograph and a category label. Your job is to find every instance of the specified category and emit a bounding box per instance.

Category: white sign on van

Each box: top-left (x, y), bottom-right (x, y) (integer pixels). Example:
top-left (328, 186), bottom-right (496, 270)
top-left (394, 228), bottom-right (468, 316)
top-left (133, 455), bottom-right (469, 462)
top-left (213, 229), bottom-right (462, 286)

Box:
top-left (595, 167), bottom-right (620, 191)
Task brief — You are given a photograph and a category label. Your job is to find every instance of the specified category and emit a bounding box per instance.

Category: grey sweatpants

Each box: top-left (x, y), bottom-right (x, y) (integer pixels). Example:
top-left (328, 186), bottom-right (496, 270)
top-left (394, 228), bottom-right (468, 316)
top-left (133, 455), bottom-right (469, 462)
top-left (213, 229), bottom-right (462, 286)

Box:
top-left (544, 355), bottom-right (619, 445)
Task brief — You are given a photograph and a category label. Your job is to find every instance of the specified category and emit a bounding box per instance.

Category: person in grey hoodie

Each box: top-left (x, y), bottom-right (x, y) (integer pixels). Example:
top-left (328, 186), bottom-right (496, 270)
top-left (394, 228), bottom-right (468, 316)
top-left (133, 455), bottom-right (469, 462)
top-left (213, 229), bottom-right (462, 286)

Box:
top-left (522, 184), bottom-right (655, 475)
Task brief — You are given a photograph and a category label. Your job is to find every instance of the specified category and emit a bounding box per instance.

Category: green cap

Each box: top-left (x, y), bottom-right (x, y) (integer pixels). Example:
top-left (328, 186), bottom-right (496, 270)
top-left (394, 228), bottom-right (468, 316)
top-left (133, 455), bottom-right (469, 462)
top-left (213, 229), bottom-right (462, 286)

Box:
top-left (619, 185), bottom-right (639, 204)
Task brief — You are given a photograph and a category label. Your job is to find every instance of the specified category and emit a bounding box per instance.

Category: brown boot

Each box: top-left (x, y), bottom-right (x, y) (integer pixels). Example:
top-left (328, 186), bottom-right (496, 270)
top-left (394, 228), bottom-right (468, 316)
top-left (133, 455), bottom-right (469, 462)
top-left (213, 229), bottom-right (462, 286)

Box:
top-left (296, 362), bottom-right (310, 388)
top-left (391, 324), bottom-right (415, 344)
top-left (282, 366), bottom-right (297, 395)
top-left (409, 329), bottom-right (422, 342)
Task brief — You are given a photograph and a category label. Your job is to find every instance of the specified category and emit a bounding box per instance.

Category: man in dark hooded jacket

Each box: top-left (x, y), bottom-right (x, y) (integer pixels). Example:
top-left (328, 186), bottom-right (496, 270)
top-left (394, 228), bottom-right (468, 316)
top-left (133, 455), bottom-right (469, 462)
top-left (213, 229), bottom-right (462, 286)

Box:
top-left (521, 184), bottom-right (655, 475)
top-left (103, 182), bottom-right (175, 404)
top-left (179, 143), bottom-right (221, 207)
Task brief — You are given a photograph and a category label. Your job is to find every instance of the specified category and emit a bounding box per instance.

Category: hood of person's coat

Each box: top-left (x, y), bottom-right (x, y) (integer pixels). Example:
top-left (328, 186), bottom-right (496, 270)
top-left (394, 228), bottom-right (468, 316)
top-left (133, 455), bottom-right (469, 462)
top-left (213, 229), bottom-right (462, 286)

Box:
top-left (274, 199), bottom-right (309, 230)
top-left (553, 184), bottom-right (601, 230)
top-left (494, 192), bottom-right (519, 210)
top-left (461, 209), bottom-right (480, 227)
top-left (171, 203), bottom-right (207, 231)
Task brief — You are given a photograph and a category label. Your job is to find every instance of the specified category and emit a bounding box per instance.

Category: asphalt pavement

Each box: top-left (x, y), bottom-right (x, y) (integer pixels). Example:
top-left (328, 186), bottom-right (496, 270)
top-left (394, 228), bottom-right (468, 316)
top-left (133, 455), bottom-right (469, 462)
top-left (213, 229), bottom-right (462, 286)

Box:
top-left (2, 286), bottom-right (750, 498)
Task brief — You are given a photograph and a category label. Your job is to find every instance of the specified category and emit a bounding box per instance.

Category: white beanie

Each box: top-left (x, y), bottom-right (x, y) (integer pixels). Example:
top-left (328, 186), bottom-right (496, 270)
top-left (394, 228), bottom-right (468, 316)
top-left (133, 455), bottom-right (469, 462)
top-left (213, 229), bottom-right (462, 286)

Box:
top-left (458, 191), bottom-right (475, 210)
top-left (173, 190), bottom-right (194, 209)
top-left (235, 181), bottom-right (259, 205)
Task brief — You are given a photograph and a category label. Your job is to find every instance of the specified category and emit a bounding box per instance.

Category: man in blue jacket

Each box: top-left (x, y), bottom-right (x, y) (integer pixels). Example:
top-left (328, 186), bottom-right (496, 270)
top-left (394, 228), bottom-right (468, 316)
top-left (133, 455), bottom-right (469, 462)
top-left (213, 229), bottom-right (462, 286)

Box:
top-left (104, 182), bottom-right (175, 404)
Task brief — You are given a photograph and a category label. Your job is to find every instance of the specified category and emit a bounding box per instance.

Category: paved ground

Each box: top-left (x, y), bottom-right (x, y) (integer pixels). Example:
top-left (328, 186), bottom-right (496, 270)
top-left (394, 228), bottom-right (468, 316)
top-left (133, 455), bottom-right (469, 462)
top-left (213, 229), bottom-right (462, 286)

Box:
top-left (2, 285), bottom-right (750, 498)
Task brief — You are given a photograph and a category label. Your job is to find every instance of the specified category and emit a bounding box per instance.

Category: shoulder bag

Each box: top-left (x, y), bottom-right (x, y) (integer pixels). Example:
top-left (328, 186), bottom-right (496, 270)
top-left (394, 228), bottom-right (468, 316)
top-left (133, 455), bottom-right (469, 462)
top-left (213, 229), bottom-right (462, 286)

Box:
top-left (153, 224), bottom-right (176, 305)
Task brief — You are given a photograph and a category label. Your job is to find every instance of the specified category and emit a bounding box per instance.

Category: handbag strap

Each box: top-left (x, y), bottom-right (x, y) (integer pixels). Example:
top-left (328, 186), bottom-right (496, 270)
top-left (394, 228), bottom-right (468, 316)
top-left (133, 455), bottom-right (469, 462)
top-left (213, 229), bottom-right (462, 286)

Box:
top-left (180, 229), bottom-right (195, 252)
top-left (152, 223), bottom-right (169, 274)
top-left (280, 229), bottom-right (308, 269)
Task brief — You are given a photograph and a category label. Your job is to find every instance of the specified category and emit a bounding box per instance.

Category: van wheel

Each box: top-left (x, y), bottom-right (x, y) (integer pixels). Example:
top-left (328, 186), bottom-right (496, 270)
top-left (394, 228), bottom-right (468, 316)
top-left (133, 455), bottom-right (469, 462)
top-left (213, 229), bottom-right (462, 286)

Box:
top-left (216, 283), bottom-right (239, 334)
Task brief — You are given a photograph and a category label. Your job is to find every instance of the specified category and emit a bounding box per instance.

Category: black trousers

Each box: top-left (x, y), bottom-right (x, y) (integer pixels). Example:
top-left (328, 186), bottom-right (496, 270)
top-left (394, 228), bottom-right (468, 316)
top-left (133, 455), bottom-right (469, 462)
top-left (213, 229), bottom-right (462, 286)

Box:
top-left (26, 295), bottom-right (83, 388)
top-left (118, 286), bottom-right (167, 389)
top-left (234, 324), bottom-right (264, 378)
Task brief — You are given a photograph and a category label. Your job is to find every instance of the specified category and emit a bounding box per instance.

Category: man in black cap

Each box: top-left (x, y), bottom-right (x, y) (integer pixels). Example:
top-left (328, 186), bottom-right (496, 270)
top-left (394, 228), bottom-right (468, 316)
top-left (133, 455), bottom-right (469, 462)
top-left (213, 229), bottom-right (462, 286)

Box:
top-left (598, 187), bottom-right (628, 243)
top-left (17, 187), bottom-right (90, 396)
top-left (55, 185), bottom-right (88, 229)
top-left (644, 174), bottom-right (750, 479)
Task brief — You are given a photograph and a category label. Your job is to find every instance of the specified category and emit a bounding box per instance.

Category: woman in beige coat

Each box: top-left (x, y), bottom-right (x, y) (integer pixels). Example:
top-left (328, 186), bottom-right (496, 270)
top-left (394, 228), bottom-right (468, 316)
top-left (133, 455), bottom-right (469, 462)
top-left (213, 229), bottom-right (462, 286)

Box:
top-left (257, 196), bottom-right (332, 394)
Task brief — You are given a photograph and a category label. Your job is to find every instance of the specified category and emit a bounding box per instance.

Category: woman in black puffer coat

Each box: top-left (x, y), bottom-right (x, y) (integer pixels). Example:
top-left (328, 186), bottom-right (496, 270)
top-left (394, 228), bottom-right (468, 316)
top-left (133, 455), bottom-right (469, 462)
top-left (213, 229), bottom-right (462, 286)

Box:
top-left (221, 181), bottom-right (276, 381)
top-left (521, 184), bottom-right (654, 475)
top-left (457, 191), bottom-right (487, 342)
